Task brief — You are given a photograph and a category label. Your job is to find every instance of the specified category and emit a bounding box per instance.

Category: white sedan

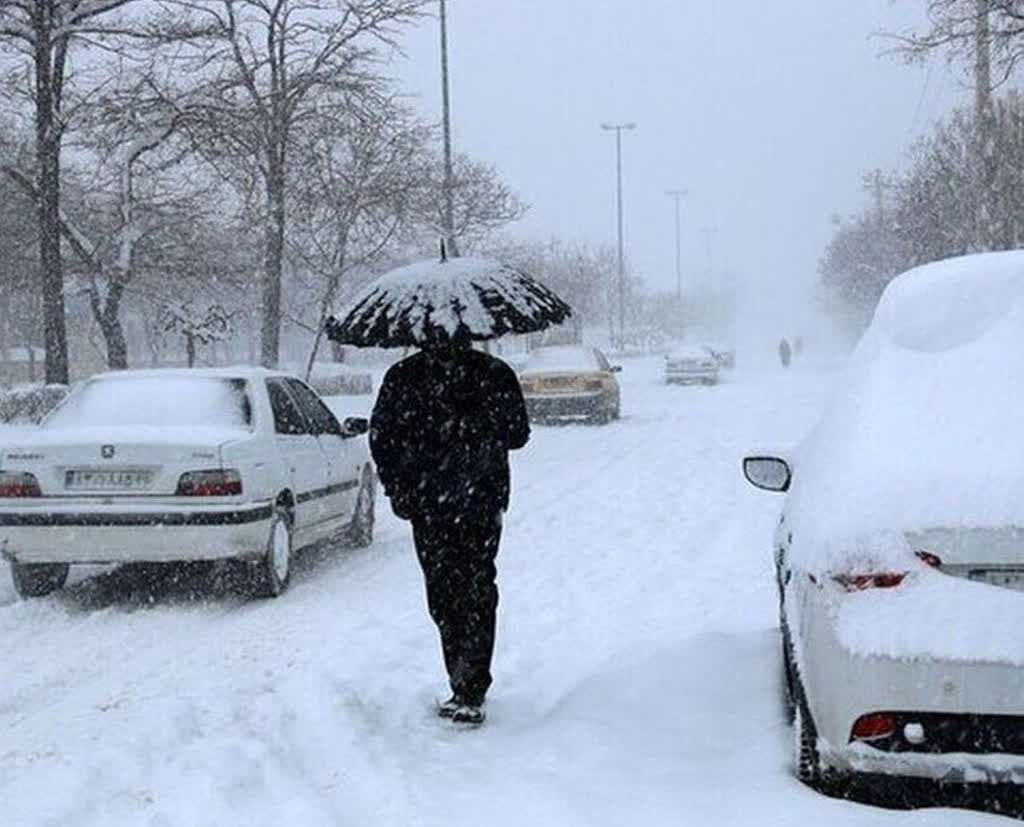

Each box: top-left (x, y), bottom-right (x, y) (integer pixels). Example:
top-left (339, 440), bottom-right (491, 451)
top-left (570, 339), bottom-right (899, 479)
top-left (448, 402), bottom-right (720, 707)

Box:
top-left (744, 252), bottom-right (1024, 791)
top-left (664, 345), bottom-right (719, 385)
top-left (0, 368), bottom-right (376, 599)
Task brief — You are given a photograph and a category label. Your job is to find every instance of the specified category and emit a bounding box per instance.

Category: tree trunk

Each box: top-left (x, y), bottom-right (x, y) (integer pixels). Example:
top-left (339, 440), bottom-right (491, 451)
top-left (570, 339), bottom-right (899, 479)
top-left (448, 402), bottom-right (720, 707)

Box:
top-left (33, 16), bottom-right (69, 385)
top-left (186, 334), bottom-right (196, 368)
top-left (101, 318), bottom-right (128, 370)
top-left (304, 230), bottom-right (349, 380)
top-left (260, 152), bottom-right (286, 368)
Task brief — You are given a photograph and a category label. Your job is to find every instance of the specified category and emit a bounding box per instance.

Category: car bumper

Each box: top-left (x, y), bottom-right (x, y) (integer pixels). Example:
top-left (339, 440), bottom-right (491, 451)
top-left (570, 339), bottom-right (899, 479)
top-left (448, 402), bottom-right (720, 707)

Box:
top-left (665, 366), bottom-right (718, 383)
top-left (801, 597), bottom-right (1024, 784)
top-left (524, 392), bottom-right (614, 420)
top-left (0, 501), bottom-right (273, 565)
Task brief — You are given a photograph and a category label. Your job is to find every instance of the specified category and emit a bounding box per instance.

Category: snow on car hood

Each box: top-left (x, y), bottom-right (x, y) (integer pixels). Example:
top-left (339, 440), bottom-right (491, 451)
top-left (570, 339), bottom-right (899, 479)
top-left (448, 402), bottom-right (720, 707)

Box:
top-left (787, 251), bottom-right (1024, 573)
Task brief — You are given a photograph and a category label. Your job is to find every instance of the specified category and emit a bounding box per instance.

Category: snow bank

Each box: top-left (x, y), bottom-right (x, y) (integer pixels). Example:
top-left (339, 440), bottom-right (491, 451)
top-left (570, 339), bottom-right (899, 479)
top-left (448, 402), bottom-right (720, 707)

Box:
top-left (786, 251), bottom-right (1024, 572)
top-left (0, 384), bottom-right (68, 424)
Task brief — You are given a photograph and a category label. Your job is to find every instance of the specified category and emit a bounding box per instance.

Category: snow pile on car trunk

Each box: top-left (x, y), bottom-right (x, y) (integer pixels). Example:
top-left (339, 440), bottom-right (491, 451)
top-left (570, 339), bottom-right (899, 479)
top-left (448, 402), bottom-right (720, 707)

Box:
top-left (787, 251), bottom-right (1024, 573)
top-left (837, 568), bottom-right (1024, 664)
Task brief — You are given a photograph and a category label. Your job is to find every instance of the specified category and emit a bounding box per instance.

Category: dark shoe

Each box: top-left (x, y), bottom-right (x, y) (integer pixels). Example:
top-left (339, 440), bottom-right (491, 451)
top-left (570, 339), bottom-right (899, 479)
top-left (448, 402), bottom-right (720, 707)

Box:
top-left (451, 703), bottom-right (485, 726)
top-left (437, 695), bottom-right (465, 718)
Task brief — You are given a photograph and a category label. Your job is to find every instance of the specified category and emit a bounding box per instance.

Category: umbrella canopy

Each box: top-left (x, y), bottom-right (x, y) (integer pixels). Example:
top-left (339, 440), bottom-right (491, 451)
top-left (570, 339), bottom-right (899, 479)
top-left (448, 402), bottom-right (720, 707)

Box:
top-left (325, 255), bottom-right (573, 348)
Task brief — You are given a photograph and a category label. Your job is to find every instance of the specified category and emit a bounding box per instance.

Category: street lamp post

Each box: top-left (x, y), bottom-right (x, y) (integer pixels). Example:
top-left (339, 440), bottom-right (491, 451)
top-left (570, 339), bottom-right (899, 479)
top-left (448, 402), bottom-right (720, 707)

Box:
top-left (601, 122), bottom-right (636, 350)
top-left (666, 189), bottom-right (687, 301)
top-left (440, 0), bottom-right (458, 257)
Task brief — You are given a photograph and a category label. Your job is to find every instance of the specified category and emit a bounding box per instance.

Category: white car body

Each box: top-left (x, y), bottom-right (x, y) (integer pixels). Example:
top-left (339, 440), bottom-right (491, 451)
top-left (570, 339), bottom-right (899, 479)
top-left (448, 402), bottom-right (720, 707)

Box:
top-left (0, 368), bottom-right (374, 594)
top-left (745, 252), bottom-right (1024, 788)
top-left (665, 345), bottom-right (719, 385)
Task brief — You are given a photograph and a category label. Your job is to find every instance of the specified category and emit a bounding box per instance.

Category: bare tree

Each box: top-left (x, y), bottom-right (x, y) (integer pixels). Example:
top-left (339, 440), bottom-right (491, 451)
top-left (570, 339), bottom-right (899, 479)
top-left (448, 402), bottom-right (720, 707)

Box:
top-left (886, 0), bottom-right (1024, 104)
top-left (288, 96), bottom-right (432, 375)
top-left (0, 0), bottom-right (154, 382)
top-left (411, 152), bottom-right (528, 253)
top-left (160, 301), bottom-right (230, 367)
top-left (153, 0), bottom-right (425, 368)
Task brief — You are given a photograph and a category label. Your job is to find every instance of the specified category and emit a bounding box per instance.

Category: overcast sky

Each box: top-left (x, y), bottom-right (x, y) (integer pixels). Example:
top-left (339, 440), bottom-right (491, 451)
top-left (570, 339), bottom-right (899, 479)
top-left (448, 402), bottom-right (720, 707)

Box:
top-left (392, 1), bottom-right (969, 327)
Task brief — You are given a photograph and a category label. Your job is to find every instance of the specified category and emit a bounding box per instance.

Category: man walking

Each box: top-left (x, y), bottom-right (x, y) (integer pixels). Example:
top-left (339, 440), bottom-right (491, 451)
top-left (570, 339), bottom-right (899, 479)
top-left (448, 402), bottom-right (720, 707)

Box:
top-left (370, 337), bottom-right (530, 726)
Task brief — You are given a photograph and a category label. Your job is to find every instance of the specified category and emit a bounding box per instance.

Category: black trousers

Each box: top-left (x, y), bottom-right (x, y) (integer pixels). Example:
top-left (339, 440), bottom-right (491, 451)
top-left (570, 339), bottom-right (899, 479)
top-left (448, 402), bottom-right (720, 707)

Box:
top-left (412, 506), bottom-right (503, 705)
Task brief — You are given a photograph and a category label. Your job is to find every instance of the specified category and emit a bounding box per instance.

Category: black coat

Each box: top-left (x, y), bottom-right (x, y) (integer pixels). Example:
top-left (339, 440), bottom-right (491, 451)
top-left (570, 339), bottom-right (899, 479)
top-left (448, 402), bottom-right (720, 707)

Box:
top-left (370, 348), bottom-right (530, 519)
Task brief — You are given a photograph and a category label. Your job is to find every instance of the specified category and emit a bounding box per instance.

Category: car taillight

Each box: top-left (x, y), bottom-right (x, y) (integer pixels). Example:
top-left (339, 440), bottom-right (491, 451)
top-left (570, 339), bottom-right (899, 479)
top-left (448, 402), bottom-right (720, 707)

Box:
top-left (0, 471), bottom-right (41, 497)
top-left (851, 712), bottom-right (897, 742)
top-left (834, 571), bottom-right (907, 592)
top-left (915, 550), bottom-right (943, 569)
top-left (176, 469), bottom-right (242, 497)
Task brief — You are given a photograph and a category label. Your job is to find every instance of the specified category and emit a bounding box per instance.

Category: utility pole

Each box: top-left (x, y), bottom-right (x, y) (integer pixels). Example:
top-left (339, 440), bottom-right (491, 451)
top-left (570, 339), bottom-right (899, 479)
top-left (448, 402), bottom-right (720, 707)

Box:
top-left (666, 189), bottom-right (687, 301)
top-left (600, 122), bottom-right (636, 350)
top-left (440, 0), bottom-right (459, 257)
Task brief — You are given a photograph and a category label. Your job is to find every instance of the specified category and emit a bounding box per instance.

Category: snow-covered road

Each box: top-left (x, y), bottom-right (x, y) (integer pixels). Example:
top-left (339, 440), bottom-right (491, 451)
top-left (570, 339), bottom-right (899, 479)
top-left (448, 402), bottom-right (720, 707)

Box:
top-left (0, 358), bottom-right (1003, 825)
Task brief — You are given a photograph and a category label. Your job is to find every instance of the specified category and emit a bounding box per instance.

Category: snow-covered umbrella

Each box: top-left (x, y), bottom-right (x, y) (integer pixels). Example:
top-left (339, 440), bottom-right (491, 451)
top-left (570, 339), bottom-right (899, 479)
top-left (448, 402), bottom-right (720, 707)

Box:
top-left (325, 253), bottom-right (573, 348)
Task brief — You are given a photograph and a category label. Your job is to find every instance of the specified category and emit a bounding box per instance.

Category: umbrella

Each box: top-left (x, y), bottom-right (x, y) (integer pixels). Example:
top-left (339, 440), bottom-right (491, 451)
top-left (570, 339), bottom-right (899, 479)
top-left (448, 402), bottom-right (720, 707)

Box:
top-left (325, 252), bottom-right (573, 348)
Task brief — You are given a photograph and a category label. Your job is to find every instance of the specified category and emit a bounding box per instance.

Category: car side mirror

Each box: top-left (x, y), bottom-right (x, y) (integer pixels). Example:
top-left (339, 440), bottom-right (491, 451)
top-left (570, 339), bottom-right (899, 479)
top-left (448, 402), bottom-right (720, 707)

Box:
top-left (341, 416), bottom-right (369, 438)
top-left (743, 456), bottom-right (791, 492)
top-left (610, 365), bottom-right (622, 373)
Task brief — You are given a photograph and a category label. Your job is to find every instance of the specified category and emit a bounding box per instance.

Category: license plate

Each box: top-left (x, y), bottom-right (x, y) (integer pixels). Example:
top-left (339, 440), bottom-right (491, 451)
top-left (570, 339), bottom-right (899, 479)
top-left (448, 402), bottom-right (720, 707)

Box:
top-left (65, 469), bottom-right (154, 491)
top-left (968, 569), bottom-right (1024, 592)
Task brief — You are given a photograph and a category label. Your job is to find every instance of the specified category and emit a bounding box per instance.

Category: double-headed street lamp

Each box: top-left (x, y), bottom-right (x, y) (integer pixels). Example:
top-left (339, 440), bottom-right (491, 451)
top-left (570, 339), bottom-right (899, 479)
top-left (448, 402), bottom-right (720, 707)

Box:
top-left (600, 122), bottom-right (636, 350)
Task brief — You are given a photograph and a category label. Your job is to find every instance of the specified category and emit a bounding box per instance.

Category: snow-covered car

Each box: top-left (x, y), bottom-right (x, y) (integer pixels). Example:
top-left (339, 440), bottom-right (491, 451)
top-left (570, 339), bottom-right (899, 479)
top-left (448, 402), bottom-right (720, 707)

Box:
top-left (518, 345), bottom-right (621, 424)
top-left (743, 252), bottom-right (1024, 790)
top-left (0, 368), bottom-right (376, 599)
top-left (664, 345), bottom-right (719, 385)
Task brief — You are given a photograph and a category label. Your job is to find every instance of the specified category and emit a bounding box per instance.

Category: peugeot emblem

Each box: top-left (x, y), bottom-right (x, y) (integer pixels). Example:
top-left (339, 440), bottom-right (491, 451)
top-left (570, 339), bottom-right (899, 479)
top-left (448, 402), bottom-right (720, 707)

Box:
top-left (101, 445), bottom-right (116, 459)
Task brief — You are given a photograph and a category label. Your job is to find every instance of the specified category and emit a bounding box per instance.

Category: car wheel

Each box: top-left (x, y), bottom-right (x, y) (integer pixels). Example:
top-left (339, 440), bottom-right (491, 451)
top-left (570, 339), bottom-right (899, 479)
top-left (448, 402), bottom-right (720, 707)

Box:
top-left (11, 562), bottom-right (69, 598)
top-left (253, 507), bottom-right (292, 598)
top-left (347, 467), bottom-right (376, 549)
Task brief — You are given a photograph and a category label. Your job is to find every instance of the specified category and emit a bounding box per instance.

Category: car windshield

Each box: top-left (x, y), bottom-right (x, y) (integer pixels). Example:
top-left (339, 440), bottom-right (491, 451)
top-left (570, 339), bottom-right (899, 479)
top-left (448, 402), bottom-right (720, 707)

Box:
top-left (44, 376), bottom-right (252, 430)
top-left (522, 347), bottom-right (599, 373)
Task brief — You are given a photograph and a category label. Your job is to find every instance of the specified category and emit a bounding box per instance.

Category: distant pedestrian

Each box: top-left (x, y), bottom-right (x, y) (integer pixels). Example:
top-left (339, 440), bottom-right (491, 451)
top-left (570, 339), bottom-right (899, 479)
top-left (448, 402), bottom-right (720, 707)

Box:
top-left (370, 337), bottom-right (530, 726)
top-left (778, 337), bottom-right (792, 369)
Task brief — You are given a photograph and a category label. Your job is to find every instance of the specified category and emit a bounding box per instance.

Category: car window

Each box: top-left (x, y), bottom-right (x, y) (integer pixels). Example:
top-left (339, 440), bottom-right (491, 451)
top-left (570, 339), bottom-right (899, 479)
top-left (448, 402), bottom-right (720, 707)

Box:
top-left (266, 379), bottom-right (312, 435)
top-left (285, 378), bottom-right (343, 436)
top-left (594, 349), bottom-right (612, 371)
